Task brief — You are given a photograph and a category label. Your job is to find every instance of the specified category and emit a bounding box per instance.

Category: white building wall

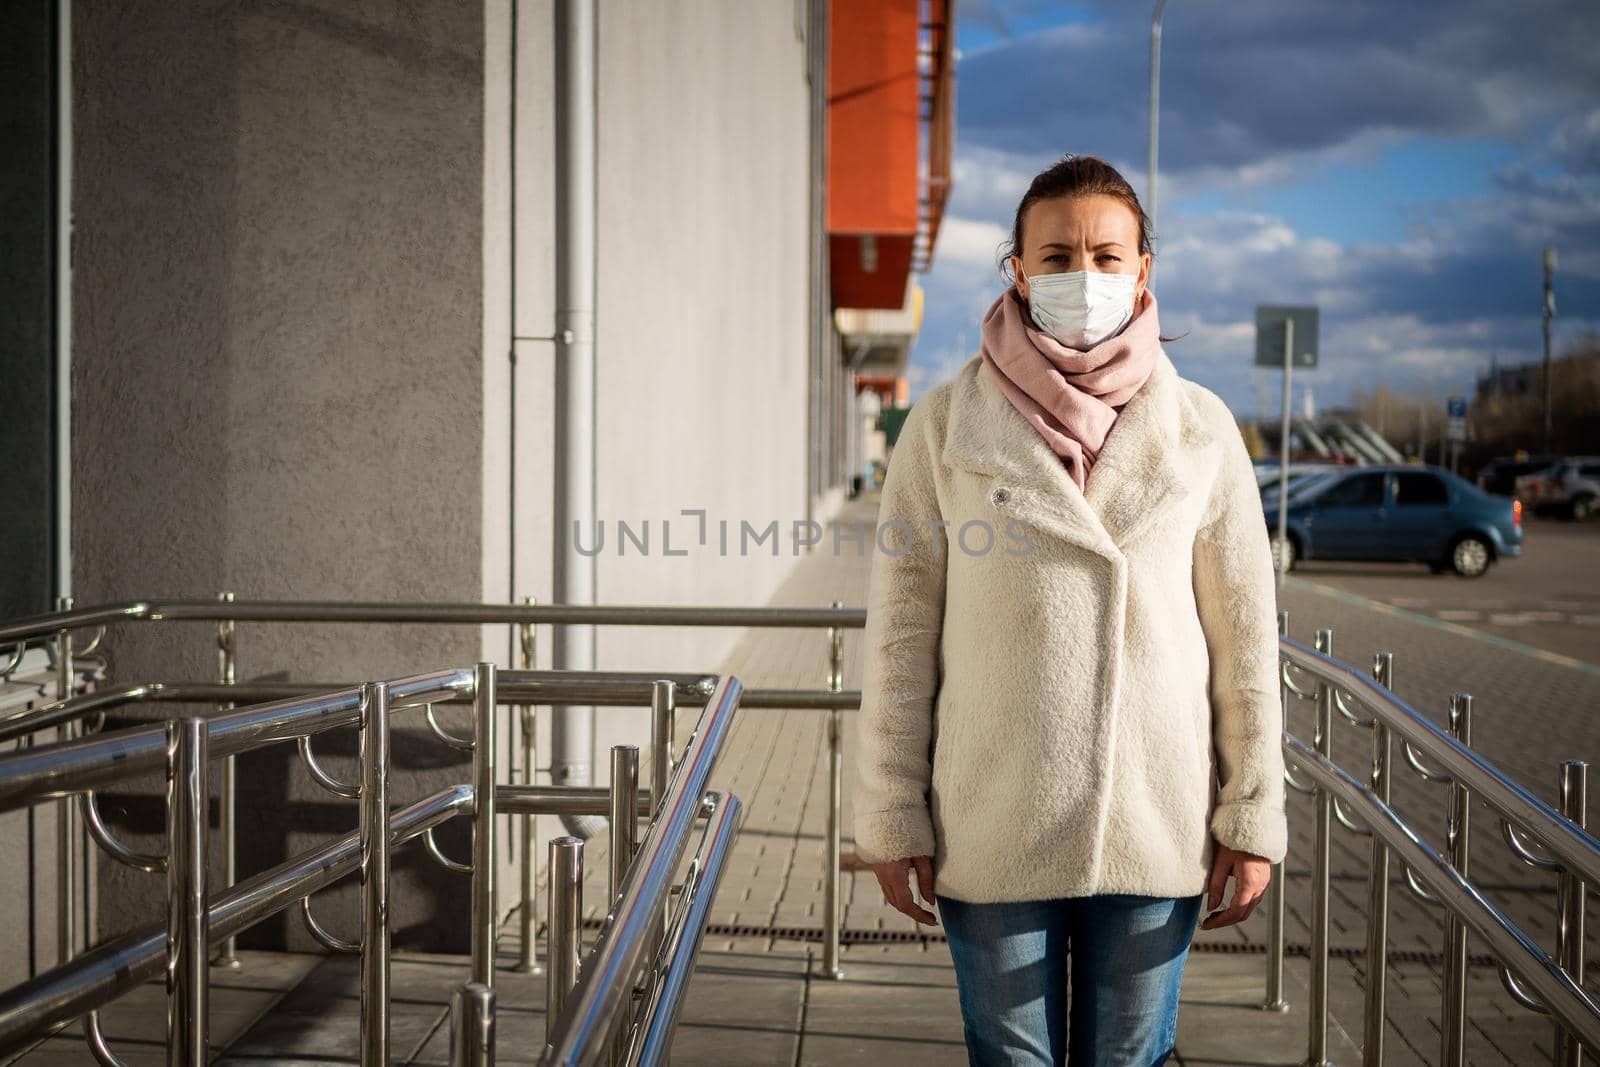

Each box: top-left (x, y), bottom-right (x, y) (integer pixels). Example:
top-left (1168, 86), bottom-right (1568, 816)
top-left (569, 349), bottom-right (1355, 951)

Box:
top-left (481, 0), bottom-right (821, 888)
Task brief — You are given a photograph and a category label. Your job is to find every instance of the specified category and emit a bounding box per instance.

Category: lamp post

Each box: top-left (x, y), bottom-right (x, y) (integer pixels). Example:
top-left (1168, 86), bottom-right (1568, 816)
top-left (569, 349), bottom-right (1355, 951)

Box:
top-left (1542, 245), bottom-right (1556, 454)
top-left (1148, 0), bottom-right (1170, 239)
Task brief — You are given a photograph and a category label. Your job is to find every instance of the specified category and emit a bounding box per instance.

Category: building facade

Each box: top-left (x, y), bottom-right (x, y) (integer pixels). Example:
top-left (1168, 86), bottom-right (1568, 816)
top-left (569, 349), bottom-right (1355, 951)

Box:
top-left (0, 0), bottom-right (950, 975)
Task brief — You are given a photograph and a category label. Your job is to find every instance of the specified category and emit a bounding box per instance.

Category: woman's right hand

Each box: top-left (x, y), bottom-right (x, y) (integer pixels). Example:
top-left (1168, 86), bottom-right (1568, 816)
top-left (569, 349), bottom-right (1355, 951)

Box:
top-left (872, 856), bottom-right (939, 925)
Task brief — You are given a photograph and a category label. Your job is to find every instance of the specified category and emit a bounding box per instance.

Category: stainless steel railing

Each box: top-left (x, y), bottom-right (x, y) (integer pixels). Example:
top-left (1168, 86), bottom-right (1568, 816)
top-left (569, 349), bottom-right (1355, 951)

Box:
top-left (1270, 609), bottom-right (1600, 1066)
top-left (7, 595), bottom-right (1591, 1064)
top-left (0, 596), bottom-right (866, 982)
top-left (0, 653), bottom-right (748, 1066)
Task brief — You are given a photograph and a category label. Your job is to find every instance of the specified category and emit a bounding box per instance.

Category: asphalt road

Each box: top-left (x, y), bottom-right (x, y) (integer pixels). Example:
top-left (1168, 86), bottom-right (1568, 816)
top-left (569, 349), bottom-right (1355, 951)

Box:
top-left (1281, 512), bottom-right (1600, 667)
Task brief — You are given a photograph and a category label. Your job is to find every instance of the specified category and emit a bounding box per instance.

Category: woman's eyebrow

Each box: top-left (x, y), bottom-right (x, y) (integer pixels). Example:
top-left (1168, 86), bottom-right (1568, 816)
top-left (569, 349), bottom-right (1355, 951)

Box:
top-left (1036, 240), bottom-right (1125, 251)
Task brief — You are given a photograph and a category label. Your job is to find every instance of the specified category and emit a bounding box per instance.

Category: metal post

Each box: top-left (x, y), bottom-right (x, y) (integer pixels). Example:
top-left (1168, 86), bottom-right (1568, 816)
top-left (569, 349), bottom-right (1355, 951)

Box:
top-left (1307, 628), bottom-right (1333, 1066)
top-left (167, 716), bottom-right (209, 1066)
top-left (216, 590), bottom-right (241, 969)
top-left (1148, 0), bottom-right (1169, 238)
top-left (651, 680), bottom-right (677, 819)
top-left (646, 680), bottom-right (677, 986)
top-left (54, 595), bottom-right (74, 967)
top-left (608, 745), bottom-right (639, 1067)
top-left (1441, 693), bottom-right (1472, 1067)
top-left (517, 596), bottom-right (543, 975)
top-left (1363, 651), bottom-right (1395, 1065)
top-left (449, 981), bottom-right (496, 1067)
top-left (1555, 759), bottom-right (1587, 1067)
top-left (610, 745), bottom-right (639, 904)
top-left (1262, 609), bottom-right (1290, 1012)
top-left (1275, 317), bottom-right (1295, 590)
top-left (360, 681), bottom-right (391, 1066)
top-left (820, 600), bottom-right (845, 979)
top-left (547, 836), bottom-right (584, 1037)
top-left (472, 663), bottom-right (498, 988)
top-left (1542, 245), bottom-right (1556, 455)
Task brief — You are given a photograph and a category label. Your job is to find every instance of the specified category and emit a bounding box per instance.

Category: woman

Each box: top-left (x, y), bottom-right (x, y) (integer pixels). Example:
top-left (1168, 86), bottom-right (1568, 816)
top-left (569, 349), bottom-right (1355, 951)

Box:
top-left (850, 155), bottom-right (1288, 1066)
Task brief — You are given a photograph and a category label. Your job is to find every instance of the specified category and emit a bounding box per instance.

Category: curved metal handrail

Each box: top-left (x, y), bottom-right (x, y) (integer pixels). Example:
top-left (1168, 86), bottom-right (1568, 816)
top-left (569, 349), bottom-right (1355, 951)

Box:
top-left (1333, 687), bottom-right (1375, 727)
top-left (72, 626), bottom-right (107, 657)
top-left (84, 1009), bottom-right (131, 1067)
top-left (1501, 816), bottom-right (1563, 872)
top-left (1500, 962), bottom-right (1550, 1014)
top-left (1332, 794), bottom-right (1371, 835)
top-left (423, 703), bottom-right (474, 751)
top-left (1401, 738), bottom-right (1454, 783)
top-left (0, 643), bottom-right (25, 679)
top-left (423, 826), bottom-right (472, 874)
top-left (1281, 660), bottom-right (1320, 701)
top-left (1402, 862), bottom-right (1442, 905)
top-left (298, 733), bottom-right (361, 799)
top-left (1285, 762), bottom-right (1317, 795)
top-left (300, 895), bottom-right (361, 954)
top-left (80, 791), bottom-right (166, 873)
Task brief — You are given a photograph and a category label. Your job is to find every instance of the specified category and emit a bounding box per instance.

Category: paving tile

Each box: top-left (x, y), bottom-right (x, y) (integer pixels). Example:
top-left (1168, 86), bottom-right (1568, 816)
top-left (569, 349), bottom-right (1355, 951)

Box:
top-left (803, 941), bottom-right (967, 1067)
top-left (409, 1003), bottom-right (545, 1065)
top-left (651, 944), bottom-right (808, 1066)
top-left (223, 995), bottom-right (444, 1061)
top-left (1175, 953), bottom-right (1362, 1066)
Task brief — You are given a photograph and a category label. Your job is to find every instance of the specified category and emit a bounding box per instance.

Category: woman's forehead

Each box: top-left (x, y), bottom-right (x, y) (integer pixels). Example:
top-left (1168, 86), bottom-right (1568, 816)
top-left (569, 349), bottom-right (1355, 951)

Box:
top-left (1025, 195), bottom-right (1139, 246)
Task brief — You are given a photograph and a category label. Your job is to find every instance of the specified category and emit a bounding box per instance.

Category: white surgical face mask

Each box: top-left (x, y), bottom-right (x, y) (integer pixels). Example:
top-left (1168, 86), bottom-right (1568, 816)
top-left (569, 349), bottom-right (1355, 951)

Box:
top-left (1020, 268), bottom-right (1137, 349)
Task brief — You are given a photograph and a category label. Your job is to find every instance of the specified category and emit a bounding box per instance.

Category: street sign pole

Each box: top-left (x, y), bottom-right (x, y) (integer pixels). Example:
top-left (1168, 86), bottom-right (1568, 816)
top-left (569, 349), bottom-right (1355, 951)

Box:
top-left (1255, 305), bottom-right (1318, 589)
top-left (1276, 316), bottom-right (1293, 590)
top-left (1445, 397), bottom-right (1467, 474)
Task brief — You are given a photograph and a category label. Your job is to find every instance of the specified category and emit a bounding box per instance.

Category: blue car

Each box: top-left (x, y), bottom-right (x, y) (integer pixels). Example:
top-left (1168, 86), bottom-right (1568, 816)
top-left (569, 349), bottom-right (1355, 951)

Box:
top-left (1261, 464), bottom-right (1524, 578)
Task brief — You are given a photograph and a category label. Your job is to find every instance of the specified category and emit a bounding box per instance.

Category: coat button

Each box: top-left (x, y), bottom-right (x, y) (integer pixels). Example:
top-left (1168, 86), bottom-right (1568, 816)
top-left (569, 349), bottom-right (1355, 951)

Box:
top-left (991, 487), bottom-right (1010, 505)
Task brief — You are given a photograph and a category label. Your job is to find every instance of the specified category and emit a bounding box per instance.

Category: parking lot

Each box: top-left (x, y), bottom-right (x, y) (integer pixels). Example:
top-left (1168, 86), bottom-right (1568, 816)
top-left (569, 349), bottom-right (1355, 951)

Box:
top-left (1280, 511), bottom-right (1600, 666)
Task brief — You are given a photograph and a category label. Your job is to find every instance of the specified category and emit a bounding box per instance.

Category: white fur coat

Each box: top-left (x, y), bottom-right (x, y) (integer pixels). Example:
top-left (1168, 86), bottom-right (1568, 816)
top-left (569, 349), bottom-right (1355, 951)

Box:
top-left (851, 348), bottom-right (1288, 903)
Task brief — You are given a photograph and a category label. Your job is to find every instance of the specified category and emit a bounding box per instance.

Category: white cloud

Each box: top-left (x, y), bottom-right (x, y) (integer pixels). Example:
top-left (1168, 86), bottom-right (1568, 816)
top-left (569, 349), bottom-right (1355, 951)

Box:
top-left (934, 216), bottom-right (1011, 269)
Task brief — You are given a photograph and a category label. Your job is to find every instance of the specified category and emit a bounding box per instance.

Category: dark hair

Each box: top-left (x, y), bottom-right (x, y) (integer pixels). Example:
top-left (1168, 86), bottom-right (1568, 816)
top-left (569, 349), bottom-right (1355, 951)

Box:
top-left (996, 154), bottom-right (1154, 288)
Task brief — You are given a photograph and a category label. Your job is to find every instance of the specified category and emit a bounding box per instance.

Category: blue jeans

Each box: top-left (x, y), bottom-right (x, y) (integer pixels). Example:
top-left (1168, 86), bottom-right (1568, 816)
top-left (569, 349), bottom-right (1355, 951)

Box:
top-left (936, 891), bottom-right (1204, 1066)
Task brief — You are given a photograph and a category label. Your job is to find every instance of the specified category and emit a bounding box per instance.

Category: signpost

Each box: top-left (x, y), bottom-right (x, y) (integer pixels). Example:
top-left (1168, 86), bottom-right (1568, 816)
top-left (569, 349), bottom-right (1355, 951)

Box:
top-left (1446, 396), bottom-right (1467, 473)
top-left (1255, 306), bottom-right (1319, 588)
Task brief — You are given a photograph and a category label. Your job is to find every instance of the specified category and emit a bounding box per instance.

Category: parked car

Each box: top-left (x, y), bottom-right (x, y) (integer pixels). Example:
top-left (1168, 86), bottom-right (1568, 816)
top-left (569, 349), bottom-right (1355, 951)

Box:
top-left (1254, 461), bottom-right (1348, 490)
top-left (1258, 463), bottom-right (1346, 504)
top-left (1262, 464), bottom-right (1523, 578)
top-left (1513, 456), bottom-right (1600, 520)
top-left (1261, 469), bottom-right (1344, 508)
top-left (1476, 454), bottom-right (1558, 496)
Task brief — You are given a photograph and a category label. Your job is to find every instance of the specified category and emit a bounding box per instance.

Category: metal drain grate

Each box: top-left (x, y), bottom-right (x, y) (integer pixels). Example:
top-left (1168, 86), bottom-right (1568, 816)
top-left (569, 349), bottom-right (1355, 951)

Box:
top-left (574, 916), bottom-right (1526, 968)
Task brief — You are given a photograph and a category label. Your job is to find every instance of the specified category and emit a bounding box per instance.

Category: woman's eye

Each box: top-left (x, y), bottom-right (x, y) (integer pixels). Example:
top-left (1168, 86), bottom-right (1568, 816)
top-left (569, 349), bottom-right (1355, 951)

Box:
top-left (1045, 254), bottom-right (1066, 263)
top-left (1097, 254), bottom-right (1120, 263)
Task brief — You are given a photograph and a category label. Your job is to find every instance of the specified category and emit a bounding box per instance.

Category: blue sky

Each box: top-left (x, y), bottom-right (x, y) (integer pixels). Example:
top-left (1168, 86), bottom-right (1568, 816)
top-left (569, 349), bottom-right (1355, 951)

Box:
top-left (910, 0), bottom-right (1600, 419)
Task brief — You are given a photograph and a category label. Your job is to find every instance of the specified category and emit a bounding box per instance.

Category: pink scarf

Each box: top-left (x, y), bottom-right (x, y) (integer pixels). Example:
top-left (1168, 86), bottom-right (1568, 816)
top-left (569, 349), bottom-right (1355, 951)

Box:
top-left (979, 284), bottom-right (1162, 492)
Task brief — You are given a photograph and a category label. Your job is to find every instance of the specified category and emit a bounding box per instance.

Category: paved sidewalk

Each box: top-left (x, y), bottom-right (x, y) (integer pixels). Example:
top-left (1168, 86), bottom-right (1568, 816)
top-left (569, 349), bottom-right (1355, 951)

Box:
top-left (15, 489), bottom-right (1596, 1065)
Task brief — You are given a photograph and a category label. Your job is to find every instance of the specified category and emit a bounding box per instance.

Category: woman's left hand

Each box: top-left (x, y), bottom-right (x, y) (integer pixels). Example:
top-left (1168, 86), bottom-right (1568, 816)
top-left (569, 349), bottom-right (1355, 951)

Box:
top-left (1200, 843), bottom-right (1272, 929)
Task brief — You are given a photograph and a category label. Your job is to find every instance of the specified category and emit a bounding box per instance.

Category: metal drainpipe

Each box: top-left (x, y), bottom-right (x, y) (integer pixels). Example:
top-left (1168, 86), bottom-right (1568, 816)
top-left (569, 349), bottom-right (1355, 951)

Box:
top-left (552, 0), bottom-right (604, 839)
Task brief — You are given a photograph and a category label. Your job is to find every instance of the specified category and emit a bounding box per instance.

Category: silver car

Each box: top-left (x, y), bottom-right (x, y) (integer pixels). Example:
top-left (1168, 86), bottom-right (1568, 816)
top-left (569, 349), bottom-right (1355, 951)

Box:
top-left (1513, 456), bottom-right (1600, 520)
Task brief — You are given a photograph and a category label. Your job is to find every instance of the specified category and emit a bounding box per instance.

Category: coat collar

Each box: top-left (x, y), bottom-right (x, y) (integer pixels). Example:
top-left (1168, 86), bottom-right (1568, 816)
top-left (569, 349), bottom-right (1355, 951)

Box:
top-left (941, 347), bottom-right (1216, 561)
